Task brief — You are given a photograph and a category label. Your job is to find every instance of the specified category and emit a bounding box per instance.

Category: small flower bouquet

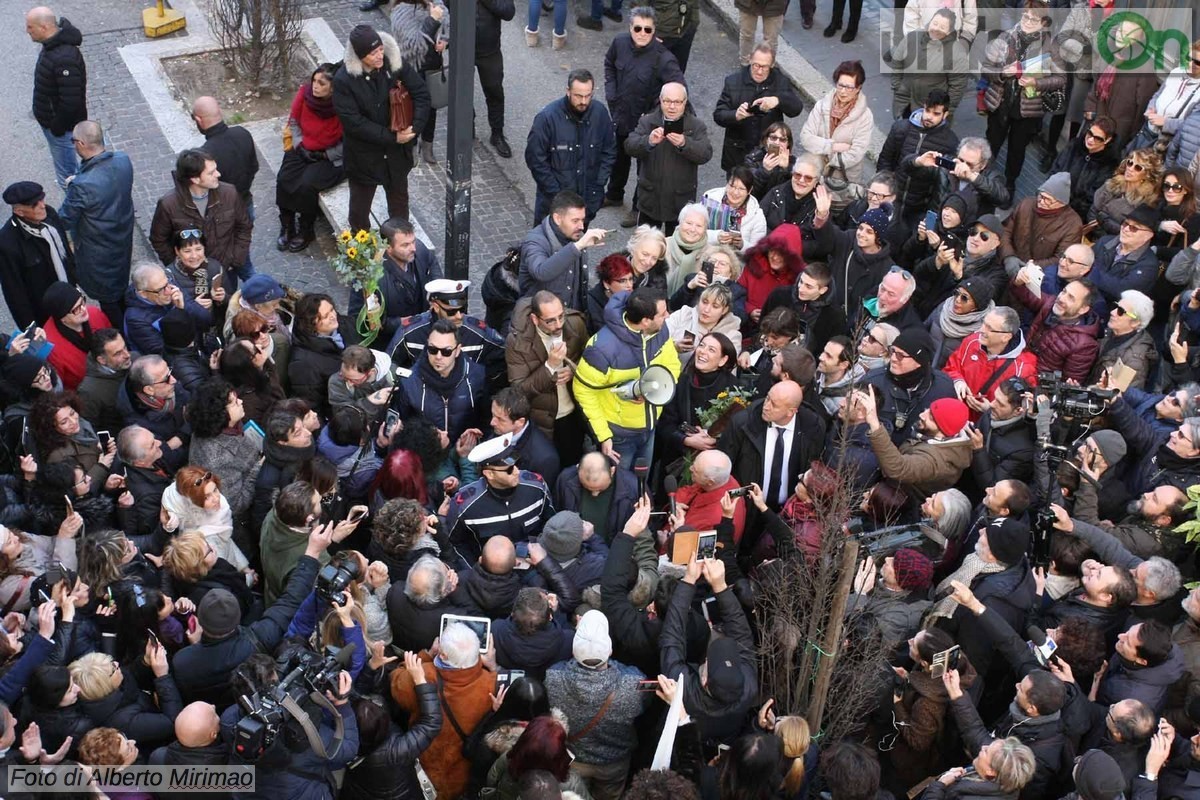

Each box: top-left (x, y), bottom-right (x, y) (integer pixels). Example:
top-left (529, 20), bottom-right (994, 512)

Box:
top-left (332, 229), bottom-right (386, 346)
top-left (695, 386), bottom-right (755, 438)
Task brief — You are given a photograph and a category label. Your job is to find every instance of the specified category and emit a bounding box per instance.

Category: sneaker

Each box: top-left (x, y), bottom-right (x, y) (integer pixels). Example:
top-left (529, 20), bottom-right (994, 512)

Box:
top-left (603, 8), bottom-right (622, 21)
top-left (620, 209), bottom-right (638, 228)
top-left (577, 14), bottom-right (603, 30)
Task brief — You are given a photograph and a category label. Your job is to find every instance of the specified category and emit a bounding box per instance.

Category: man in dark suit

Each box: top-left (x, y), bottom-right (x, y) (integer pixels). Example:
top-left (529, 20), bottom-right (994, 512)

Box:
top-left (0, 180), bottom-right (76, 329)
top-left (491, 386), bottom-right (561, 488)
top-left (717, 379), bottom-right (827, 520)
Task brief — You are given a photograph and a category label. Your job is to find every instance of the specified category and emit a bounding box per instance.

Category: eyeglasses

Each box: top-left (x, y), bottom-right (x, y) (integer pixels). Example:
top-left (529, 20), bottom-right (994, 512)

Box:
top-left (1164, 182), bottom-right (1186, 192)
top-left (968, 228), bottom-right (991, 241)
top-left (1114, 305), bottom-right (1139, 320)
top-left (426, 344), bottom-right (457, 357)
top-left (179, 229), bottom-right (203, 240)
top-left (149, 368), bottom-right (174, 385)
top-left (749, 62), bottom-right (773, 71)
top-left (145, 284), bottom-right (172, 296)
top-left (631, 24), bottom-right (654, 33)
top-left (866, 190), bottom-right (892, 201)
top-left (192, 470), bottom-right (213, 487)
top-left (73, 474), bottom-right (89, 488)
top-left (1120, 220), bottom-right (1151, 234)
top-left (69, 300), bottom-right (86, 315)
top-left (793, 173), bottom-right (817, 182)
top-left (888, 347), bottom-right (914, 361)
top-left (835, 82), bottom-right (859, 90)
top-left (661, 97), bottom-right (686, 106)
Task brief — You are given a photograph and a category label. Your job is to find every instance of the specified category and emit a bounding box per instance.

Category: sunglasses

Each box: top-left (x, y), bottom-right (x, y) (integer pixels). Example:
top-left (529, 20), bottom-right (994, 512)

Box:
top-left (192, 470), bottom-right (214, 487)
top-left (1120, 220), bottom-right (1151, 234)
top-left (1164, 182), bottom-right (1186, 192)
top-left (632, 24), bottom-right (654, 33)
top-left (793, 173), bottom-right (817, 182)
top-left (888, 265), bottom-right (914, 280)
top-left (179, 229), bottom-right (203, 239)
top-left (485, 464), bottom-right (516, 474)
top-left (436, 303), bottom-right (465, 317)
top-left (968, 228), bottom-right (991, 241)
top-left (426, 344), bottom-right (457, 357)
top-left (150, 368), bottom-right (174, 385)
top-left (1125, 161), bottom-right (1146, 172)
top-left (888, 347), bottom-right (914, 361)
top-left (1085, 130), bottom-right (1108, 142)
top-left (1114, 305), bottom-right (1139, 320)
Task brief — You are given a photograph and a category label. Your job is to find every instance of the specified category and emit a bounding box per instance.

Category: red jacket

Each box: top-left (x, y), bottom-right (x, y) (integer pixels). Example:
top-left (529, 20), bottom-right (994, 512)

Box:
top-left (1009, 281), bottom-right (1102, 383)
top-left (943, 331), bottom-right (1038, 419)
top-left (45, 306), bottom-right (112, 390)
top-left (289, 84), bottom-right (343, 152)
top-left (739, 223), bottom-right (804, 316)
top-left (676, 475), bottom-right (746, 543)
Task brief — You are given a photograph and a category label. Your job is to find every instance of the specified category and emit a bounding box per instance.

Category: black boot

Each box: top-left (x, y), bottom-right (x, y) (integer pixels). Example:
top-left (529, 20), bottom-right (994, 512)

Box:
top-left (823, 19), bottom-right (842, 36)
top-left (841, 25), bottom-right (858, 42)
top-left (288, 215), bottom-right (316, 252)
top-left (276, 212), bottom-right (295, 251)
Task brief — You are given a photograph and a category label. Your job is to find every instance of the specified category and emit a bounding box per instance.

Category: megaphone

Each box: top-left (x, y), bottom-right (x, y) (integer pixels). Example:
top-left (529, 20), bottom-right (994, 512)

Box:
top-left (612, 364), bottom-right (677, 405)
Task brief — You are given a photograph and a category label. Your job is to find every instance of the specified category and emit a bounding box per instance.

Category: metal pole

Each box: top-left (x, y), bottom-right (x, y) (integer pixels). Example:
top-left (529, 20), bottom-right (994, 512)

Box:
top-left (443, 0), bottom-right (476, 281)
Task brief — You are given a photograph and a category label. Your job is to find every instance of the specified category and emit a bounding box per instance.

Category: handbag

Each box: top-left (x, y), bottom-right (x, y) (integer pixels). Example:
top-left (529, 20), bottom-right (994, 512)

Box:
top-left (389, 79), bottom-right (414, 132)
top-left (823, 153), bottom-right (850, 192)
top-left (424, 67), bottom-right (449, 111)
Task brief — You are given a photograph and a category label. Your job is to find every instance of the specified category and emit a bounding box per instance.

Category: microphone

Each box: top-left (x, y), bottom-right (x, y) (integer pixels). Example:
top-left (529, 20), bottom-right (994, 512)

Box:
top-left (634, 458), bottom-right (649, 500)
top-left (1026, 624), bottom-right (1058, 667)
top-left (664, 475), bottom-right (678, 518)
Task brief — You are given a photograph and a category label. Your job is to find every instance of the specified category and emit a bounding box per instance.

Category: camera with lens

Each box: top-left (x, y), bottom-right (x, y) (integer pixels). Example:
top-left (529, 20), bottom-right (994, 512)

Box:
top-left (1037, 371), bottom-right (1116, 419)
top-left (233, 643), bottom-right (355, 761)
top-left (848, 520), bottom-right (947, 563)
top-left (316, 559), bottom-right (360, 607)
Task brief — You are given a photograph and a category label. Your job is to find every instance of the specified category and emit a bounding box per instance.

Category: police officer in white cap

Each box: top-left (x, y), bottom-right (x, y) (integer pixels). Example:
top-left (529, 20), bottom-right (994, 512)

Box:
top-left (446, 433), bottom-right (554, 562)
top-left (387, 278), bottom-right (507, 392)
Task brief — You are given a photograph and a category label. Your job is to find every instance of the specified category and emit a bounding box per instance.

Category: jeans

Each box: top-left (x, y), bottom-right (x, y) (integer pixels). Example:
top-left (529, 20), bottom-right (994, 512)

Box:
top-left (589, 0), bottom-right (622, 19)
top-left (611, 428), bottom-right (654, 471)
top-left (41, 127), bottom-right (78, 190)
top-left (527, 0), bottom-right (566, 36)
top-left (237, 198), bottom-right (257, 280)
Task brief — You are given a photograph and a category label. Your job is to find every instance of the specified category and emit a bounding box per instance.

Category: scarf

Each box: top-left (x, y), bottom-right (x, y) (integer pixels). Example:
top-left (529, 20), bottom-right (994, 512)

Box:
top-left (858, 354), bottom-right (887, 372)
top-left (938, 298), bottom-right (994, 339)
top-left (1154, 442), bottom-right (1199, 474)
top-left (720, 193), bottom-right (748, 231)
top-left (988, 410), bottom-right (1027, 431)
top-left (926, 553), bottom-right (1005, 622)
top-left (666, 230), bottom-right (708, 294)
top-left (15, 217), bottom-right (68, 283)
top-left (418, 355), bottom-right (465, 398)
top-left (139, 392), bottom-right (176, 414)
top-left (891, 366), bottom-right (927, 390)
top-left (1096, 64), bottom-right (1118, 101)
top-left (56, 318), bottom-right (93, 355)
top-left (302, 82), bottom-right (337, 119)
top-left (829, 95), bottom-right (855, 137)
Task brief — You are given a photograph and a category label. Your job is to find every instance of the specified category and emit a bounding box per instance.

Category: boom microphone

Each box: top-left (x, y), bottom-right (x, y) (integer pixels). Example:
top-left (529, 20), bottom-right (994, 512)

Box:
top-left (664, 475), bottom-right (678, 518)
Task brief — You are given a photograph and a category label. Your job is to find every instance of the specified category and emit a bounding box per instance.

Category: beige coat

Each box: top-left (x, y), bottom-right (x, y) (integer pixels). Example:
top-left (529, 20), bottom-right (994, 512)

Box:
top-left (799, 90), bottom-right (875, 187)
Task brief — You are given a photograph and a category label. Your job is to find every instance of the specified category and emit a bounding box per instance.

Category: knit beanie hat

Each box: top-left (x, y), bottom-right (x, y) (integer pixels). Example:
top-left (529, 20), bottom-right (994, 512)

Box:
top-left (958, 276), bottom-right (994, 310)
top-left (1073, 750), bottom-right (1126, 800)
top-left (573, 609), bottom-right (612, 667)
top-left (892, 328), bottom-right (934, 369)
top-left (2, 353), bottom-right (46, 389)
top-left (349, 25), bottom-right (383, 59)
top-left (704, 636), bottom-right (745, 703)
top-left (539, 511), bottom-right (584, 563)
top-left (28, 666), bottom-right (72, 709)
top-left (1040, 172), bottom-right (1072, 205)
top-left (160, 309), bottom-right (195, 349)
top-left (860, 202), bottom-right (894, 239)
top-left (198, 588), bottom-right (241, 639)
top-left (942, 192), bottom-right (975, 223)
top-left (985, 517), bottom-right (1030, 566)
top-left (929, 398), bottom-right (970, 437)
top-left (41, 281), bottom-right (83, 321)
top-left (892, 548), bottom-right (934, 592)
top-left (1090, 430), bottom-right (1127, 467)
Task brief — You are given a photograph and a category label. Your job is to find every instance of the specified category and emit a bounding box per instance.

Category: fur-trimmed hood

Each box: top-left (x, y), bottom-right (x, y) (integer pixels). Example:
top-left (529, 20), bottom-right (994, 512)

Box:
top-left (483, 708), bottom-right (569, 753)
top-left (343, 30), bottom-right (404, 77)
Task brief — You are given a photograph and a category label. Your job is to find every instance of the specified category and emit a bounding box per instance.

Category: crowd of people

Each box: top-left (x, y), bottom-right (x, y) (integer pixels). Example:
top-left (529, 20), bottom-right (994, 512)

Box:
top-left (8, 1), bottom-right (1200, 800)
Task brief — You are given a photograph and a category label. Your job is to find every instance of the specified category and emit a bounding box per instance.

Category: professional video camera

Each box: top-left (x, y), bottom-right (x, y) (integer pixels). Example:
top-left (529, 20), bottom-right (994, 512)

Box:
top-left (846, 519), bottom-right (947, 563)
top-left (233, 643), bottom-right (356, 762)
top-left (1037, 371), bottom-right (1116, 421)
top-left (316, 559), bottom-right (360, 607)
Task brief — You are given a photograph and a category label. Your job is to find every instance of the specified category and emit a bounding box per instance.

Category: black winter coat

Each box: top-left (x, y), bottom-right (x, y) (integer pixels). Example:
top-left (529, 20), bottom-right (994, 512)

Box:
top-left (251, 438), bottom-right (316, 535)
top-left (475, 0), bottom-right (515, 56)
top-left (554, 464), bottom-right (639, 542)
top-left (116, 379), bottom-right (191, 472)
top-left (911, 249), bottom-right (1008, 323)
top-left (760, 284), bottom-right (847, 358)
top-left (200, 121), bottom-right (259, 198)
top-left (936, 559), bottom-right (1036, 677)
top-left (604, 35), bottom-right (686, 136)
top-left (32, 18), bottom-right (86, 136)
top-left (1051, 133), bottom-right (1120, 221)
top-left (878, 113), bottom-right (961, 217)
top-left (164, 345), bottom-right (211, 395)
top-left (713, 67), bottom-right (804, 171)
top-left (386, 582), bottom-right (480, 652)
top-left (626, 108), bottom-right (713, 223)
top-left (863, 366), bottom-right (958, 446)
top-left (717, 399), bottom-right (828, 510)
top-left (458, 563), bottom-right (523, 618)
top-left (0, 210), bottom-right (78, 329)
top-left (333, 32), bottom-right (430, 186)
top-left (967, 413), bottom-right (1035, 494)
top-left (77, 671), bottom-right (183, 751)
top-left (288, 317), bottom-right (360, 419)
top-left (125, 462), bottom-right (173, 538)
top-left (492, 617), bottom-right (575, 678)
top-left (341, 683), bottom-right (443, 800)
top-left (148, 741), bottom-right (231, 800)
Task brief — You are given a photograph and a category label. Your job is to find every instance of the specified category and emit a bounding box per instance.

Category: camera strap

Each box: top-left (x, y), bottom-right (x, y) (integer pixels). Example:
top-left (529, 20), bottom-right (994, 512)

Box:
top-left (280, 690), bottom-right (345, 760)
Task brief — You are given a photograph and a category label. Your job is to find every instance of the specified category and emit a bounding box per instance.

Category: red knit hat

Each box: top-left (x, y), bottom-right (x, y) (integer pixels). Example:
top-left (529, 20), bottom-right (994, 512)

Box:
top-left (892, 548), bottom-right (934, 592)
top-left (929, 398), bottom-right (970, 437)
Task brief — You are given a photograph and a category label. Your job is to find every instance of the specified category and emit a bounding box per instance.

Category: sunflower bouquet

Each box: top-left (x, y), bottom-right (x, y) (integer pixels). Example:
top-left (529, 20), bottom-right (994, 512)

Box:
top-left (695, 385), bottom-right (755, 438)
top-left (332, 228), bottom-right (386, 345)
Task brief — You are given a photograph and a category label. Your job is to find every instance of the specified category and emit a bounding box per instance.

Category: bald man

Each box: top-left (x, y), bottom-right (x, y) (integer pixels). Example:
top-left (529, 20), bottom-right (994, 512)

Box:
top-left (148, 701), bottom-right (228, 771)
top-left (457, 536), bottom-right (523, 618)
top-left (191, 96), bottom-right (258, 210)
top-left (26, 6), bottom-right (87, 189)
top-left (676, 449), bottom-right (747, 542)
top-left (717, 379), bottom-right (827, 515)
top-left (554, 451), bottom-right (640, 545)
top-left (625, 81), bottom-right (712, 234)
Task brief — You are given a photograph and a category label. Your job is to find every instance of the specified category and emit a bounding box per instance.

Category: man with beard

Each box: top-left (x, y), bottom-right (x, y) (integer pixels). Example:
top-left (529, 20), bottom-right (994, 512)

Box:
top-left (518, 191), bottom-right (608, 313)
top-left (964, 378), bottom-right (1036, 494)
top-left (1050, 494), bottom-right (1186, 629)
top-left (526, 69), bottom-right (617, 225)
top-left (396, 319), bottom-right (490, 443)
top-left (813, 336), bottom-right (865, 418)
top-left (862, 265), bottom-right (923, 333)
top-left (912, 213), bottom-right (1006, 321)
top-left (876, 89), bottom-right (960, 228)
top-left (1009, 277), bottom-right (1102, 383)
top-left (1014, 242), bottom-right (1097, 308)
top-left (857, 389), bottom-right (973, 498)
top-left (863, 327), bottom-right (956, 445)
top-left (1037, 552), bottom-right (1138, 650)
top-left (601, 9), bottom-right (685, 226)
top-left (759, 261), bottom-right (846, 358)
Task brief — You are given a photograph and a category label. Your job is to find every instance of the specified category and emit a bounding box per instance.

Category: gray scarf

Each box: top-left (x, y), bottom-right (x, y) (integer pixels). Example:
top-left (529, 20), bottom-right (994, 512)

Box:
top-left (15, 216), bottom-right (67, 283)
top-left (926, 552), bottom-right (1005, 623)
top-left (938, 298), bottom-right (994, 340)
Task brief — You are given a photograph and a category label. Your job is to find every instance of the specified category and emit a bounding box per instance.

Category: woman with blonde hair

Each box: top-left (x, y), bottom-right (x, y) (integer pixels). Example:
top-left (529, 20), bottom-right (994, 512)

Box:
top-left (1089, 147), bottom-right (1163, 236)
top-left (160, 465), bottom-right (249, 573)
top-left (70, 645), bottom-right (182, 750)
top-left (666, 284), bottom-right (743, 368)
top-left (161, 530), bottom-right (257, 617)
top-left (774, 713), bottom-right (818, 799)
top-left (665, 204), bottom-right (712, 294)
top-left (670, 243), bottom-right (748, 325)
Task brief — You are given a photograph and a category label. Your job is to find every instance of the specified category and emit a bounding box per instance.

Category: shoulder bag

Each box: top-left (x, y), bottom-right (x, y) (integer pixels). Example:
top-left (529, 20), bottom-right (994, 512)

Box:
top-left (425, 67), bottom-right (450, 111)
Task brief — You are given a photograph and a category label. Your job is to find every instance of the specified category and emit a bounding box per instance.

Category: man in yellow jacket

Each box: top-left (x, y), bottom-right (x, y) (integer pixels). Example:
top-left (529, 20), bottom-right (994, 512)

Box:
top-left (573, 288), bottom-right (681, 468)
